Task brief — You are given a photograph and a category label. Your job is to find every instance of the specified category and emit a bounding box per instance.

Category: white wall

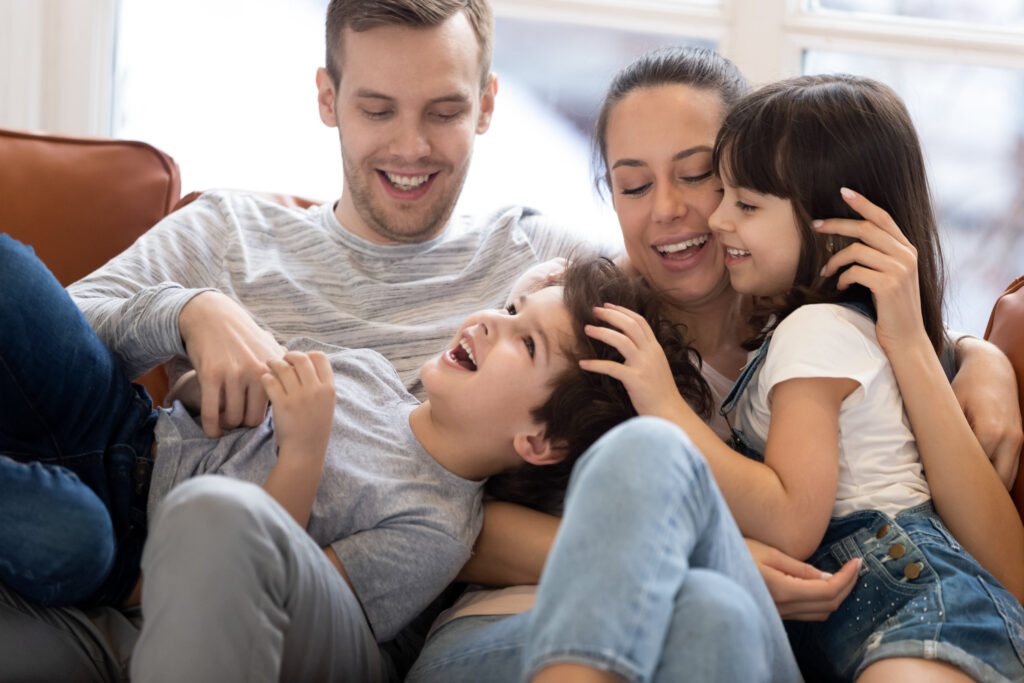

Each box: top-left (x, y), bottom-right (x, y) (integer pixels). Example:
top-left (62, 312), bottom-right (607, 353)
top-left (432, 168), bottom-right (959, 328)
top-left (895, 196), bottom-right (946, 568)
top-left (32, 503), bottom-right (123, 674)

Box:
top-left (0, 0), bottom-right (117, 135)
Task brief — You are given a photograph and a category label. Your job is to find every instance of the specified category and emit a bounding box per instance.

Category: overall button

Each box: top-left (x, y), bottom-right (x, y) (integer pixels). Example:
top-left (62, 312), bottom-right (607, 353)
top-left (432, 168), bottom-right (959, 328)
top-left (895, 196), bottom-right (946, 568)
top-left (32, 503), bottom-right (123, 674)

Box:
top-left (876, 525), bottom-right (890, 539)
top-left (889, 543), bottom-right (905, 559)
top-left (904, 562), bottom-right (922, 580)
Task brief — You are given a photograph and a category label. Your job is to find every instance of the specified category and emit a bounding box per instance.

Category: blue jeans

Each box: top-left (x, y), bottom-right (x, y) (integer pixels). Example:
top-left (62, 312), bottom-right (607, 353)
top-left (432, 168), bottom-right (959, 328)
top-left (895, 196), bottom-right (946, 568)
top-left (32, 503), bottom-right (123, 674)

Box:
top-left (787, 503), bottom-right (1024, 682)
top-left (407, 417), bottom-right (801, 682)
top-left (0, 234), bottom-right (157, 607)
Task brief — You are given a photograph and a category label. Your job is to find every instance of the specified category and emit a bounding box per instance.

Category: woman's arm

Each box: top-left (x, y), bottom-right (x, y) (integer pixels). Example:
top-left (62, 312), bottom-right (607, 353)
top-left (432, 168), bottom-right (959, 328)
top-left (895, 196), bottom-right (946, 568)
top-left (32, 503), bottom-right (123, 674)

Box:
top-left (457, 501), bottom-right (559, 585)
top-left (950, 336), bottom-right (1023, 488)
top-left (817, 190), bottom-right (1024, 600)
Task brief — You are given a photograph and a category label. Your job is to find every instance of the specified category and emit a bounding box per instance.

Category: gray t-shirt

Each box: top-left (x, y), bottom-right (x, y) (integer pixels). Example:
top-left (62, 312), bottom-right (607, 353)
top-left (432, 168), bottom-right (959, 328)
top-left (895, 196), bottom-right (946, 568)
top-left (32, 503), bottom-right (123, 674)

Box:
top-left (68, 190), bottom-right (583, 399)
top-left (148, 339), bottom-right (484, 642)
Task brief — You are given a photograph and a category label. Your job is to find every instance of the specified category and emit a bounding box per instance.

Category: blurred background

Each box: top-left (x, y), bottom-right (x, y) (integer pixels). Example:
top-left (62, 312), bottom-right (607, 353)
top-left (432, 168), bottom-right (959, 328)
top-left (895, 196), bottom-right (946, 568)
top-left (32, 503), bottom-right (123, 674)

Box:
top-left (1, 0), bottom-right (1021, 334)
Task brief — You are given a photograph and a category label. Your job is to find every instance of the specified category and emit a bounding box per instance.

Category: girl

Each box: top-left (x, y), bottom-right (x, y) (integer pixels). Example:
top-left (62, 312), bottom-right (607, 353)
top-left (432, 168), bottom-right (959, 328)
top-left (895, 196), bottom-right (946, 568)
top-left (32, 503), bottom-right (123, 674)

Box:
top-left (591, 74), bottom-right (1024, 681)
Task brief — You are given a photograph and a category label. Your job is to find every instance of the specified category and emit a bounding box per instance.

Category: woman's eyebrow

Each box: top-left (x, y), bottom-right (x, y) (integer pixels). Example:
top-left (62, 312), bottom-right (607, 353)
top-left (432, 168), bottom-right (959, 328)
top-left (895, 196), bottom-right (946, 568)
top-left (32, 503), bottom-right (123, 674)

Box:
top-left (611, 145), bottom-right (712, 170)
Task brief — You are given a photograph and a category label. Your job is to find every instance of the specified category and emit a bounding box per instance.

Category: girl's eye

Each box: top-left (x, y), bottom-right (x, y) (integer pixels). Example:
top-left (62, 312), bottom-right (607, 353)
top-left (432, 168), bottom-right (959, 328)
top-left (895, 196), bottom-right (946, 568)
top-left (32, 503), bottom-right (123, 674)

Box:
top-left (524, 336), bottom-right (536, 358)
top-left (621, 183), bottom-right (651, 196)
top-left (505, 302), bottom-right (518, 315)
top-left (736, 201), bottom-right (757, 213)
top-left (679, 171), bottom-right (713, 184)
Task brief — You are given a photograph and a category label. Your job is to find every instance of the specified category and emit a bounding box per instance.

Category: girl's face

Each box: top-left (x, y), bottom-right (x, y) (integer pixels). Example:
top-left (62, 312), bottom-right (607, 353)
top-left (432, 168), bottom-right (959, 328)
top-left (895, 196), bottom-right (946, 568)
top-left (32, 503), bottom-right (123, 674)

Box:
top-left (605, 85), bottom-right (732, 309)
top-left (708, 172), bottom-right (803, 298)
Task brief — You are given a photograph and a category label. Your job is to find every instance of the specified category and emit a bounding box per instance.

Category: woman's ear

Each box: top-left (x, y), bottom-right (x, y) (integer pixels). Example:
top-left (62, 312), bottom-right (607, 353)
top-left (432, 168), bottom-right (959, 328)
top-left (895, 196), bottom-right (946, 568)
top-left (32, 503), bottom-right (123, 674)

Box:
top-left (512, 432), bottom-right (567, 466)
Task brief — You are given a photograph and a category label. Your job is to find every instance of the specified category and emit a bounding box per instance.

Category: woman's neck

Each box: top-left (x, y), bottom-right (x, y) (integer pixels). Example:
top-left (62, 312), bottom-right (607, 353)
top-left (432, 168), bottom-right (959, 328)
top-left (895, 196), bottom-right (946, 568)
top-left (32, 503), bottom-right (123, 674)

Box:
top-left (666, 288), bottom-right (753, 380)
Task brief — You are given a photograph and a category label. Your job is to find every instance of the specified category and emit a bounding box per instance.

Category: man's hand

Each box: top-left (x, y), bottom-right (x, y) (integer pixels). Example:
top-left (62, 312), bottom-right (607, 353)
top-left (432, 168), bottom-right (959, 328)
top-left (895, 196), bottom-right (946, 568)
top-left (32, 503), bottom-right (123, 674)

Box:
top-left (952, 336), bottom-right (1024, 488)
top-left (745, 538), bottom-right (860, 621)
top-left (178, 291), bottom-right (286, 437)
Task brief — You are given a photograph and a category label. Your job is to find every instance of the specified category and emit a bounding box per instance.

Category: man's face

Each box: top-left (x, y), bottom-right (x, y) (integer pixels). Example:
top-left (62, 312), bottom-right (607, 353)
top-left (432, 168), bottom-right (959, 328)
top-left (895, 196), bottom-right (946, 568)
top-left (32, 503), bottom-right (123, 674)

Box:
top-left (317, 13), bottom-right (496, 244)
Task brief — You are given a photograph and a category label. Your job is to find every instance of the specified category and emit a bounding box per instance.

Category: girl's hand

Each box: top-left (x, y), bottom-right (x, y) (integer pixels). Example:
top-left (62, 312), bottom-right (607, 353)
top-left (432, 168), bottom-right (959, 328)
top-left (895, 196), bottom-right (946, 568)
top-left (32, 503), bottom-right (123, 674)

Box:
top-left (579, 303), bottom-right (690, 420)
top-left (260, 351), bottom-right (335, 458)
top-left (814, 187), bottom-right (926, 354)
top-left (745, 538), bottom-right (860, 621)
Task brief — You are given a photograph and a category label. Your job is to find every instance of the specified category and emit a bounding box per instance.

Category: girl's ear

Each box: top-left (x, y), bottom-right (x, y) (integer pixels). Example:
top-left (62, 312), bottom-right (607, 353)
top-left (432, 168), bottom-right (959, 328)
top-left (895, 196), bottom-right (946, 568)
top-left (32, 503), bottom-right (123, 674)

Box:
top-left (512, 432), bottom-right (567, 466)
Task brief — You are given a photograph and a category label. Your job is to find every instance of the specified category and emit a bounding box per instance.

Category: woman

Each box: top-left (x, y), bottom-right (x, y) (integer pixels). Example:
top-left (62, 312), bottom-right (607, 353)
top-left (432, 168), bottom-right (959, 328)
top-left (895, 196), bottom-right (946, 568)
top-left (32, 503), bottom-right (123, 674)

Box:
top-left (407, 47), bottom-right (1023, 682)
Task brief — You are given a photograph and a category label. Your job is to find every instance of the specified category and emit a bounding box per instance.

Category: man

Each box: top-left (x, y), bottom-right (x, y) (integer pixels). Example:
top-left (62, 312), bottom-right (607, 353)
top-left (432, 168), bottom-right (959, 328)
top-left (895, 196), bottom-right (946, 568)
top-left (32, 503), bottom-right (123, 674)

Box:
top-left (0, 0), bottom-right (1019, 680)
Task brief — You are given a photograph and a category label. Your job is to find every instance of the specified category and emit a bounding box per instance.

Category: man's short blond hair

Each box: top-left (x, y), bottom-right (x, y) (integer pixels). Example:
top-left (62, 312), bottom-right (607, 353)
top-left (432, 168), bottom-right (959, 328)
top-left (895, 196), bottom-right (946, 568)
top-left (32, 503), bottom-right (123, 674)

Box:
top-left (324, 0), bottom-right (494, 91)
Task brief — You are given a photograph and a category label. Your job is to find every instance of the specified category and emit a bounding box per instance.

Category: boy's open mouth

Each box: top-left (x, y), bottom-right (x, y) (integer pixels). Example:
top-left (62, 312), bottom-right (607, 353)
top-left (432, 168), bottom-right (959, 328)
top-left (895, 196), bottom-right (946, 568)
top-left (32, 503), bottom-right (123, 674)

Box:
top-left (448, 337), bottom-right (477, 371)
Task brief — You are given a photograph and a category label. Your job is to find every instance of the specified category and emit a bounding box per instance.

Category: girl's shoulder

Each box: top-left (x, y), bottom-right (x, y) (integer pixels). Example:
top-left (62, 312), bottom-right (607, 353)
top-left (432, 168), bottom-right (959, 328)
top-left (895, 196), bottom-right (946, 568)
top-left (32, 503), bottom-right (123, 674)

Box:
top-left (776, 302), bottom-right (874, 337)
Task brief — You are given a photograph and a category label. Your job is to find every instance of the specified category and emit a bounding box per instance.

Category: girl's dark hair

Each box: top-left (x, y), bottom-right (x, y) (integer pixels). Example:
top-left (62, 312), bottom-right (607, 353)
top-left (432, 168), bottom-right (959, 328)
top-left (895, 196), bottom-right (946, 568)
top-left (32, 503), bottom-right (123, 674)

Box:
top-left (593, 46), bottom-right (750, 195)
top-left (712, 74), bottom-right (946, 352)
top-left (485, 256), bottom-right (713, 515)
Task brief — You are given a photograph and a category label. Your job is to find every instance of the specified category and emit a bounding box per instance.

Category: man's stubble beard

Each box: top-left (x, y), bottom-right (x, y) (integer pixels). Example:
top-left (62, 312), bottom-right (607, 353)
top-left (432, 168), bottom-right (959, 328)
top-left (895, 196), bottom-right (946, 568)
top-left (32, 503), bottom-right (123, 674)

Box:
top-left (341, 152), bottom-right (473, 245)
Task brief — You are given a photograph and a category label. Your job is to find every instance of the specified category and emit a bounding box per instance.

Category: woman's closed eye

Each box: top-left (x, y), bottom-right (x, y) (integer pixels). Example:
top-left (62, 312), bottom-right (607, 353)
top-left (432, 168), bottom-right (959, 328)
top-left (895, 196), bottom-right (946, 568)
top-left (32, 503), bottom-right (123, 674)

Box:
top-left (621, 183), bottom-right (651, 197)
top-left (679, 170), bottom-right (713, 184)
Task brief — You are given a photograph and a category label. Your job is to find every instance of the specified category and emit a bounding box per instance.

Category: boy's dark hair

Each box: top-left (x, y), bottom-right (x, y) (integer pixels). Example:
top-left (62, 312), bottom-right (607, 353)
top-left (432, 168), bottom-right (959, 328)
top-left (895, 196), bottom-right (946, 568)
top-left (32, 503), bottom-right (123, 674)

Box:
top-left (593, 46), bottom-right (750, 196)
top-left (485, 256), bottom-right (713, 515)
top-left (712, 74), bottom-right (946, 353)
top-left (324, 0), bottom-right (494, 90)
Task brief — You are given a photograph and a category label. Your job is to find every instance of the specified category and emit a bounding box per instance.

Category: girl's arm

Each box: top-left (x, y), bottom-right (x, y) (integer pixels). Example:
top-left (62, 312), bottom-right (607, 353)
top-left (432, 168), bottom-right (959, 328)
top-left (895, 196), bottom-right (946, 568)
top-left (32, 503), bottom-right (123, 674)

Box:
top-left (817, 189), bottom-right (1024, 600)
top-left (260, 351), bottom-right (335, 529)
top-left (583, 305), bottom-right (854, 559)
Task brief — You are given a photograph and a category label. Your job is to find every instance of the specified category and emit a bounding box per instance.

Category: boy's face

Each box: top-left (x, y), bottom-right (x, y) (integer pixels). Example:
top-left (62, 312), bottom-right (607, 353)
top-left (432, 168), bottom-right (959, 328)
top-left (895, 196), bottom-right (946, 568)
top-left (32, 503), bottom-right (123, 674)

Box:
top-left (420, 285), bottom-right (575, 449)
top-left (317, 12), bottom-right (497, 245)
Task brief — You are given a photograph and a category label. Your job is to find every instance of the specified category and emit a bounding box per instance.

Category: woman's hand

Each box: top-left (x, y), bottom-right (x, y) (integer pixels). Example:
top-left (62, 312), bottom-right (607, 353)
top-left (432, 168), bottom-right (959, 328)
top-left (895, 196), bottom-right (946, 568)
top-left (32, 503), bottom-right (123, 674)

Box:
top-left (814, 187), bottom-right (927, 354)
top-left (579, 303), bottom-right (690, 420)
top-left (745, 538), bottom-right (860, 621)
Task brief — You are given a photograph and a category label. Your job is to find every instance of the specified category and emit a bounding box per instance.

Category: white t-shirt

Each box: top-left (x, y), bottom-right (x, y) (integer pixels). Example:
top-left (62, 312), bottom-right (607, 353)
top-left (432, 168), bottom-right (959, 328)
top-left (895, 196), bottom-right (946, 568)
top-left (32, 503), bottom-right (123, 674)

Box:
top-left (734, 304), bottom-right (931, 518)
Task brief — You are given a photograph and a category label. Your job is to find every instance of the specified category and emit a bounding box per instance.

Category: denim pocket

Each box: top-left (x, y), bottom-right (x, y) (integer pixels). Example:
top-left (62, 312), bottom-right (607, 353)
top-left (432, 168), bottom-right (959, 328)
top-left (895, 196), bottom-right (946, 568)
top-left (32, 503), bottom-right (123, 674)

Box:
top-left (980, 576), bottom-right (1024, 668)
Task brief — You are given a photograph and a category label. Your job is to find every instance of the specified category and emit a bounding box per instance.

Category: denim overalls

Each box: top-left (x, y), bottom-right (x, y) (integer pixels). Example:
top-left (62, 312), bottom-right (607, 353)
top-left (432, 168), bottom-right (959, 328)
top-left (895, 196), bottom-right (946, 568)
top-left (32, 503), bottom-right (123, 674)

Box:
top-left (719, 303), bottom-right (1024, 682)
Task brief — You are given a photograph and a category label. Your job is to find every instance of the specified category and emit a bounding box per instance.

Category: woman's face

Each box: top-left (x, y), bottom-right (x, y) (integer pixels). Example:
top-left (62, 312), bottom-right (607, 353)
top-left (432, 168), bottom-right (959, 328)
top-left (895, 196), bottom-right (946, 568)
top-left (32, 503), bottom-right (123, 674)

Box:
top-left (605, 85), bottom-right (731, 309)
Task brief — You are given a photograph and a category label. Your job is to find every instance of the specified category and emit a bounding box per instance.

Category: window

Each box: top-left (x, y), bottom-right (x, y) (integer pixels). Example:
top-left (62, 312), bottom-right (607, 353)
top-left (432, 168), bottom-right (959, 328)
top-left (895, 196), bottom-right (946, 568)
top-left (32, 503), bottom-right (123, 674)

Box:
top-left (108, 0), bottom-right (1024, 333)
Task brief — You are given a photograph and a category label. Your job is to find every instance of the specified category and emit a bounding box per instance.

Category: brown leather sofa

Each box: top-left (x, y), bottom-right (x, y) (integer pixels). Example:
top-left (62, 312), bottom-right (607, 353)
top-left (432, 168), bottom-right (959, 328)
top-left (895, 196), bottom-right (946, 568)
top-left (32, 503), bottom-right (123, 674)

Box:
top-left (2, 125), bottom-right (1023, 518)
top-left (0, 127), bottom-right (181, 403)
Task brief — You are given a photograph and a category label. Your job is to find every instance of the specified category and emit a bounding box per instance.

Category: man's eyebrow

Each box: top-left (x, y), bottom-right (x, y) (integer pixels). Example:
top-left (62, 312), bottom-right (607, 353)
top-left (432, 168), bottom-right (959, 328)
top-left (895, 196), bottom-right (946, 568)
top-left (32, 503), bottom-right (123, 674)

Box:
top-left (354, 89), bottom-right (472, 105)
top-left (516, 295), bottom-right (551, 364)
top-left (611, 145), bottom-right (713, 170)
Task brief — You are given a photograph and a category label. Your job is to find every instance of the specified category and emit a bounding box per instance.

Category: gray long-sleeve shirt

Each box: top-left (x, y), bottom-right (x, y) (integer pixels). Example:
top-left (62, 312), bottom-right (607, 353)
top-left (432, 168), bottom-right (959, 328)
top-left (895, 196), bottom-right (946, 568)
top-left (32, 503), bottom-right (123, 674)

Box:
top-left (68, 190), bottom-right (583, 399)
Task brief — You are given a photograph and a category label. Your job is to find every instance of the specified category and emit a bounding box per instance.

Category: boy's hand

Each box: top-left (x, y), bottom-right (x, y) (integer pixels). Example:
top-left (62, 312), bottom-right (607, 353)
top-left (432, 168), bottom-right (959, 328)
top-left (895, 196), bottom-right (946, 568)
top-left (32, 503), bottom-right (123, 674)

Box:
top-left (578, 303), bottom-right (689, 420)
top-left (260, 351), bottom-right (335, 458)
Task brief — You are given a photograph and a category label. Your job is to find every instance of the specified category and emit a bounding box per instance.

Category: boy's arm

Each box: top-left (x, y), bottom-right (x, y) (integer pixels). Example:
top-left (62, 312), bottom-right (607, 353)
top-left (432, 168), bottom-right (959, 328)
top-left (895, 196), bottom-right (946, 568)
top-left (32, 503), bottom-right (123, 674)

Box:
top-left (260, 351), bottom-right (335, 529)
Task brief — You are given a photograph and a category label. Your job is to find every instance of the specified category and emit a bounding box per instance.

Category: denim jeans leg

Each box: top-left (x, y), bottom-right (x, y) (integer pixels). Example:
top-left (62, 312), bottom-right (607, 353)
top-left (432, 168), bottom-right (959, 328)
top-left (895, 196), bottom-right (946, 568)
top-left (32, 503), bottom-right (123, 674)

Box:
top-left (524, 416), bottom-right (799, 683)
top-left (0, 234), bottom-right (156, 606)
top-left (0, 457), bottom-right (115, 604)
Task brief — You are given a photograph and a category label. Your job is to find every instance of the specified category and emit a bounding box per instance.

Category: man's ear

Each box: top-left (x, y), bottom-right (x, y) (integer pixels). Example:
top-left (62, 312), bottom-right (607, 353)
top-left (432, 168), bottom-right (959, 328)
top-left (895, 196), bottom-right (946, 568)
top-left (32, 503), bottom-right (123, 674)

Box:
top-left (476, 73), bottom-right (498, 134)
top-left (513, 430), bottom-right (567, 466)
top-left (316, 67), bottom-right (339, 128)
